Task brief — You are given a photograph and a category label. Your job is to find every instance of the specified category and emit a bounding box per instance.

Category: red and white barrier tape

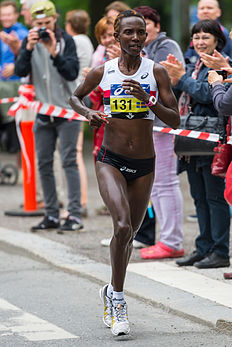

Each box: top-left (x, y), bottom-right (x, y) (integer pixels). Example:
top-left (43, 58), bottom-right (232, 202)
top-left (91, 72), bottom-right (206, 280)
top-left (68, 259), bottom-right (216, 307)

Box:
top-left (153, 126), bottom-right (232, 145)
top-left (4, 88), bottom-right (232, 144)
top-left (0, 97), bottom-right (19, 104)
top-left (8, 96), bottom-right (87, 121)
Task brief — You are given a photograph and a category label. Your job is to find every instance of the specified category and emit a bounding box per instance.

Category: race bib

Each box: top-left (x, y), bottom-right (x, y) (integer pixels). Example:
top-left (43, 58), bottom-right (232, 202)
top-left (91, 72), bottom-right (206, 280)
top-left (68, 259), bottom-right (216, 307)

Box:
top-left (110, 84), bottom-right (150, 113)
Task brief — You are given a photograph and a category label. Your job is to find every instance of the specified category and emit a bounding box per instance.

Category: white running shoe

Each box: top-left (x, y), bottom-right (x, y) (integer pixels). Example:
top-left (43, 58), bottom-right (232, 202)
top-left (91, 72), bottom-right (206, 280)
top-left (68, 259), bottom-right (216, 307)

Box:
top-left (100, 238), bottom-right (111, 247)
top-left (111, 302), bottom-right (130, 336)
top-left (99, 284), bottom-right (113, 328)
top-left (101, 238), bottom-right (148, 249)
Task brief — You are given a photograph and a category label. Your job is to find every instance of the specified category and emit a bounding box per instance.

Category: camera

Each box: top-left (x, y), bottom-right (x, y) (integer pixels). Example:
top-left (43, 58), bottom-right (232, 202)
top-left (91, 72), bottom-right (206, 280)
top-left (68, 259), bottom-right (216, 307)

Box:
top-left (216, 70), bottom-right (227, 80)
top-left (38, 27), bottom-right (50, 42)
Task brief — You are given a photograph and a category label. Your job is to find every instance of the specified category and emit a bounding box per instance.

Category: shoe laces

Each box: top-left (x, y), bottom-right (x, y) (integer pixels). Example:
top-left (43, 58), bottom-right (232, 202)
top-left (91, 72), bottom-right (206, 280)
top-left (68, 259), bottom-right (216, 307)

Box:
top-left (105, 294), bottom-right (112, 314)
top-left (113, 303), bottom-right (127, 322)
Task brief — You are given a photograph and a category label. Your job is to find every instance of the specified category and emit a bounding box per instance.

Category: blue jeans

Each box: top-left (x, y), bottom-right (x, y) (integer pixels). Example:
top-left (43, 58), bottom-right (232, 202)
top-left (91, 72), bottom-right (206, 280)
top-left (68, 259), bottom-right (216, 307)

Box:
top-left (34, 115), bottom-right (81, 219)
top-left (186, 157), bottom-right (230, 259)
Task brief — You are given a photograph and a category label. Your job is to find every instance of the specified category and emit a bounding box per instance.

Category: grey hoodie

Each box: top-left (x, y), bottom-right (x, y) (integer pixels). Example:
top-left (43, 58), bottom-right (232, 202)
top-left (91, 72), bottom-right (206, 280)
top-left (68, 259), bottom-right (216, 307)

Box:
top-left (143, 32), bottom-right (185, 127)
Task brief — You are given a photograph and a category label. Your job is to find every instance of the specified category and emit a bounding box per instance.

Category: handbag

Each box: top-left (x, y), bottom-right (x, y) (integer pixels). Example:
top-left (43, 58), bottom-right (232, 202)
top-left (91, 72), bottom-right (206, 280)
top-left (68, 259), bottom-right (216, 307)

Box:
top-left (211, 120), bottom-right (232, 178)
top-left (224, 160), bottom-right (232, 205)
top-left (174, 113), bottom-right (220, 156)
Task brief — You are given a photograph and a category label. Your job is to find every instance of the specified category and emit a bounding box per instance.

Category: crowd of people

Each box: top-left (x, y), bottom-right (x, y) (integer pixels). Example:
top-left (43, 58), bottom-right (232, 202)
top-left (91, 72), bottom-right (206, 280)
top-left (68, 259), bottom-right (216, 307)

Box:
top-left (1, 0), bottom-right (232, 337)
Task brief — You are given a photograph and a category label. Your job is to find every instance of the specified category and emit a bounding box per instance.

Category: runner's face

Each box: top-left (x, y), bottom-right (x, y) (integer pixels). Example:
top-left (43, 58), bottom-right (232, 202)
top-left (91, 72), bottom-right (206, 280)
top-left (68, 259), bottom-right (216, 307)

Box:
top-left (116, 17), bottom-right (147, 56)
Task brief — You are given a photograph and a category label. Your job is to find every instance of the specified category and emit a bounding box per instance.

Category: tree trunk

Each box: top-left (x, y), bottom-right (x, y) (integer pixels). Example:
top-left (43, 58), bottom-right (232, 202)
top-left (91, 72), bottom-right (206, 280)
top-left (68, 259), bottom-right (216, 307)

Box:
top-left (89, 0), bottom-right (113, 48)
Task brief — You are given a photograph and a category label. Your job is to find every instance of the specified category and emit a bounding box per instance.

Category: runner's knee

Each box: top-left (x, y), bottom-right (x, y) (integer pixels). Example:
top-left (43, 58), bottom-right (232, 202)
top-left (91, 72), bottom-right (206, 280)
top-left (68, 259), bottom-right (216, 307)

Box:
top-left (114, 221), bottom-right (133, 245)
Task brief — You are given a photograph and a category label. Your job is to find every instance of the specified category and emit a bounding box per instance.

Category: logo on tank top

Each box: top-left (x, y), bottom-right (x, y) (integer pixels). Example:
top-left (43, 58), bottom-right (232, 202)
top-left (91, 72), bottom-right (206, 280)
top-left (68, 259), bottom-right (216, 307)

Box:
top-left (141, 72), bottom-right (149, 79)
top-left (110, 84), bottom-right (150, 114)
top-left (126, 113), bottom-right (134, 119)
top-left (108, 69), bottom-right (115, 74)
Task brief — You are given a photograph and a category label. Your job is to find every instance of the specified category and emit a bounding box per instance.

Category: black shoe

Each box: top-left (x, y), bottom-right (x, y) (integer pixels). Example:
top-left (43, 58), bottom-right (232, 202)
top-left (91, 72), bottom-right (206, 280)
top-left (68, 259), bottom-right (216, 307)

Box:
top-left (194, 252), bottom-right (230, 269)
top-left (58, 216), bottom-right (83, 234)
top-left (176, 251), bottom-right (204, 266)
top-left (31, 216), bottom-right (60, 232)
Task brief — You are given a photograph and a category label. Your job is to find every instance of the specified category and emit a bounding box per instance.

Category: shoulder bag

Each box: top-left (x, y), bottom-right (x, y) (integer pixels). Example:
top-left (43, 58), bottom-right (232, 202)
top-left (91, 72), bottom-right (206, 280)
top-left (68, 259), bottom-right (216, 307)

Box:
top-left (174, 112), bottom-right (221, 156)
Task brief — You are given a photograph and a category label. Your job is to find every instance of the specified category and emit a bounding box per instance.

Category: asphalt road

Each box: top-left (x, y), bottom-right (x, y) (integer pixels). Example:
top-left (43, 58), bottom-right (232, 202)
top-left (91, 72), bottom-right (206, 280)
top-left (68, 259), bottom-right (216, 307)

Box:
top-left (1, 245), bottom-right (232, 347)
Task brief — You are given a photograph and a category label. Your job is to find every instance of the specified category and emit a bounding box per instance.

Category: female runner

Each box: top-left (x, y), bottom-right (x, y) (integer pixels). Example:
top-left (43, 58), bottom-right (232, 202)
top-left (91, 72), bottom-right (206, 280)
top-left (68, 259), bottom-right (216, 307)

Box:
top-left (70, 9), bottom-right (180, 336)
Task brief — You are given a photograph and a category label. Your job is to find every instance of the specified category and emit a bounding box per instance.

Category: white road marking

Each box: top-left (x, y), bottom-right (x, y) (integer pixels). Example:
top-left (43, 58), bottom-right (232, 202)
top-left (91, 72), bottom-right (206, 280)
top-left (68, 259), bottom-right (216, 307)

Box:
top-left (0, 298), bottom-right (79, 341)
top-left (128, 262), bottom-right (232, 308)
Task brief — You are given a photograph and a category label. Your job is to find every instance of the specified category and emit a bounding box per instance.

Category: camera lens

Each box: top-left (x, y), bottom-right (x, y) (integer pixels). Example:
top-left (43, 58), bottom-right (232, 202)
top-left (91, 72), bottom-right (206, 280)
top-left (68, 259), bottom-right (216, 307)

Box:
top-left (38, 27), bottom-right (50, 42)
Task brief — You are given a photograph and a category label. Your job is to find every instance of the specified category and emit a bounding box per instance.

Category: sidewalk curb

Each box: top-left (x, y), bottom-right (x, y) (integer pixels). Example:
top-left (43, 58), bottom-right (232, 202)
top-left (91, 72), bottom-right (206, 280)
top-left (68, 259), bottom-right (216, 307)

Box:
top-left (0, 227), bottom-right (231, 332)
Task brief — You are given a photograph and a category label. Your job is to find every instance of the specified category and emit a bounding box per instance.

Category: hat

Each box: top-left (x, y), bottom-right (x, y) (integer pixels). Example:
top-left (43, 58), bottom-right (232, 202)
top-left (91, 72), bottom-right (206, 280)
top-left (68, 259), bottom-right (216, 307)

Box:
top-left (31, 1), bottom-right (56, 19)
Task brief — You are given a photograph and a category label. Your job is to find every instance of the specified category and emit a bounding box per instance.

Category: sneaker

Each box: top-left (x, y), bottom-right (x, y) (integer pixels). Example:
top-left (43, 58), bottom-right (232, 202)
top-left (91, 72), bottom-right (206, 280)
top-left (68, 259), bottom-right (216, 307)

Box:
top-left (133, 240), bottom-right (149, 249)
top-left (99, 285), bottom-right (113, 328)
top-left (100, 238), bottom-right (111, 247)
top-left (101, 238), bottom-right (149, 248)
top-left (58, 215), bottom-right (83, 234)
top-left (111, 301), bottom-right (130, 336)
top-left (31, 216), bottom-right (59, 232)
top-left (140, 241), bottom-right (185, 259)
top-left (186, 214), bottom-right (198, 222)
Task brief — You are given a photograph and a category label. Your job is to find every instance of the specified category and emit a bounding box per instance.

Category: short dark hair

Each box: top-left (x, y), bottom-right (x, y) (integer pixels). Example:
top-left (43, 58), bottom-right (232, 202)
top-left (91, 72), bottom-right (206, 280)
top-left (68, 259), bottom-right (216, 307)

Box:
top-left (0, 0), bottom-right (18, 12)
top-left (66, 10), bottom-right (91, 35)
top-left (133, 6), bottom-right (160, 25)
top-left (114, 9), bottom-right (146, 33)
top-left (191, 20), bottom-right (226, 52)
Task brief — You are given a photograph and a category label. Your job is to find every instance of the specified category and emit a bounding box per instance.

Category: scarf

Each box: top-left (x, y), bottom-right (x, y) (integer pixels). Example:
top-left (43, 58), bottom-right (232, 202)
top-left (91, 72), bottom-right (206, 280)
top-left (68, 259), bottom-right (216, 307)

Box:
top-left (178, 59), bottom-right (203, 116)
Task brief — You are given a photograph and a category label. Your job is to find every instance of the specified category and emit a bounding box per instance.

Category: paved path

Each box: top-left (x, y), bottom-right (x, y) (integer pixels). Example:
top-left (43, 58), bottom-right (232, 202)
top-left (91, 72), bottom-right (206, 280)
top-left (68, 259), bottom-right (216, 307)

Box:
top-left (0, 141), bottom-right (232, 334)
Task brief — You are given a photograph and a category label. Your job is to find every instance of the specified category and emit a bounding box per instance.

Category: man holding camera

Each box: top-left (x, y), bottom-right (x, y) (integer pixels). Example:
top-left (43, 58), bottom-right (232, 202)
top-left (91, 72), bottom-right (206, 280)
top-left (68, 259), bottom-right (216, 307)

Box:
top-left (15, 1), bottom-right (83, 233)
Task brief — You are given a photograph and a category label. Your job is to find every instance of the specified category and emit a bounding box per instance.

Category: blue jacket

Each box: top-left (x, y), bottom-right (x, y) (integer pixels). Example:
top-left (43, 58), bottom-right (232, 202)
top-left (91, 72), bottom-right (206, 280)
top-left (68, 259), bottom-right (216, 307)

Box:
top-left (174, 62), bottom-right (218, 119)
top-left (0, 22), bottom-right (28, 81)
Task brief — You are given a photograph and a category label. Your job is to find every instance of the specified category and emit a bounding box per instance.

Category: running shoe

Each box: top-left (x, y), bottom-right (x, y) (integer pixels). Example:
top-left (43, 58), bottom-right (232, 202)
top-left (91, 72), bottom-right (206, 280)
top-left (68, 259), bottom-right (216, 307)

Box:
top-left (111, 301), bottom-right (130, 336)
top-left (99, 284), bottom-right (113, 328)
top-left (101, 238), bottom-right (148, 249)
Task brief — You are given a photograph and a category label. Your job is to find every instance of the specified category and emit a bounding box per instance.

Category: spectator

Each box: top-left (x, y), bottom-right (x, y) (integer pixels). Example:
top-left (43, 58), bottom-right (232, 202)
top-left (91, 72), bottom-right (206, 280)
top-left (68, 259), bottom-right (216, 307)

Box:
top-left (0, 0), bottom-right (28, 154)
top-left (208, 63), bottom-right (232, 279)
top-left (161, 20), bottom-right (230, 269)
top-left (65, 9), bottom-right (94, 217)
top-left (15, 0), bottom-right (83, 232)
top-left (133, 6), bottom-right (184, 259)
top-left (91, 1), bottom-right (130, 68)
top-left (185, 0), bottom-right (232, 223)
top-left (185, 0), bottom-right (232, 63)
top-left (19, 0), bottom-right (66, 211)
top-left (20, 0), bottom-right (44, 26)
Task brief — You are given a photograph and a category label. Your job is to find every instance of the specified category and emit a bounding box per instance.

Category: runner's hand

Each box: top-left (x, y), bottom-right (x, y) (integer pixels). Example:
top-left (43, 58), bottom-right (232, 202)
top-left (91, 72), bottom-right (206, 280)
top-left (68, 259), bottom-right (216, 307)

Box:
top-left (122, 79), bottom-right (150, 104)
top-left (87, 111), bottom-right (109, 129)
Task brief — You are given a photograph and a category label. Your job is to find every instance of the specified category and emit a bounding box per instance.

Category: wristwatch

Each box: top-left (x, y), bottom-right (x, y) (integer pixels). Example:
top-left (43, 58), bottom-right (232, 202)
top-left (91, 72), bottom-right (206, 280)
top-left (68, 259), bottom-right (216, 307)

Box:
top-left (145, 95), bottom-right (157, 107)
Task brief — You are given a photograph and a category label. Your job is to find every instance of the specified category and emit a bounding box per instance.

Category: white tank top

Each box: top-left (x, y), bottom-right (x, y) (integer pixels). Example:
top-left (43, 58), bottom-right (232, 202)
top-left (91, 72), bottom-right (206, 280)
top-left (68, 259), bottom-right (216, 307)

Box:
top-left (98, 57), bottom-right (158, 120)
